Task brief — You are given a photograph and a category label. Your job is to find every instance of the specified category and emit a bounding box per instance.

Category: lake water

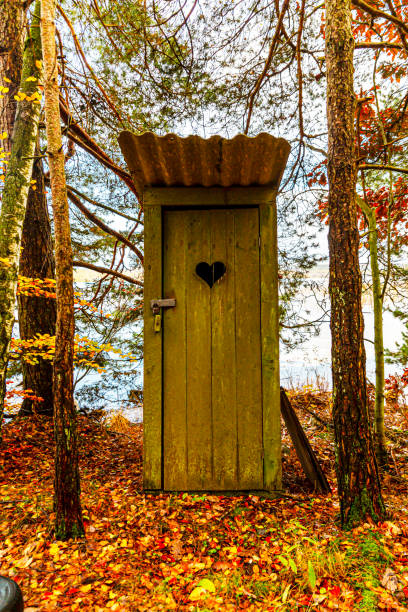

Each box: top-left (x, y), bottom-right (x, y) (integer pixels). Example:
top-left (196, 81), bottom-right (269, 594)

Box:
top-left (280, 308), bottom-right (404, 389)
top-left (105, 291), bottom-right (405, 422)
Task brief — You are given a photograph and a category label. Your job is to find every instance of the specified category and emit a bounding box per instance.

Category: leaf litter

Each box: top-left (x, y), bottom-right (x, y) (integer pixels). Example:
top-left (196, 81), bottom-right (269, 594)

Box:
top-left (1, 387), bottom-right (408, 610)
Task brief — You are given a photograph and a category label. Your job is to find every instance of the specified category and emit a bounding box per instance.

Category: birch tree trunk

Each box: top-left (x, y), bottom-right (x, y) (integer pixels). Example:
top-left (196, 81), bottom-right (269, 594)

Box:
top-left (357, 195), bottom-right (387, 464)
top-left (0, 0), bottom-right (43, 436)
top-left (325, 0), bottom-right (386, 527)
top-left (41, 0), bottom-right (84, 539)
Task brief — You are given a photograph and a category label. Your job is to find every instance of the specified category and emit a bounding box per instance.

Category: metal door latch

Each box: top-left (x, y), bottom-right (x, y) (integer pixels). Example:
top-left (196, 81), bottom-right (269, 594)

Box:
top-left (150, 298), bottom-right (176, 332)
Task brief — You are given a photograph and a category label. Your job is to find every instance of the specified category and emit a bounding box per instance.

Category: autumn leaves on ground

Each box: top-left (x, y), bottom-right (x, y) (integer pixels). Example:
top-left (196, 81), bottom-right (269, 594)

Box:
top-left (1, 388), bottom-right (407, 611)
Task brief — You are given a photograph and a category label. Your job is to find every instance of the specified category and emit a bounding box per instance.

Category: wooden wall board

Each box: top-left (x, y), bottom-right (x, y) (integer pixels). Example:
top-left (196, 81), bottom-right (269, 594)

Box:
top-left (210, 210), bottom-right (238, 489)
top-left (162, 211), bottom-right (188, 489)
top-left (260, 200), bottom-right (282, 491)
top-left (234, 208), bottom-right (264, 489)
top-left (143, 205), bottom-right (162, 489)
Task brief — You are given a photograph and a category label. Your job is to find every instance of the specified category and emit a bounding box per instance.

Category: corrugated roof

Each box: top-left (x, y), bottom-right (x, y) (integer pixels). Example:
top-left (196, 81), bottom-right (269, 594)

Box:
top-left (118, 131), bottom-right (290, 193)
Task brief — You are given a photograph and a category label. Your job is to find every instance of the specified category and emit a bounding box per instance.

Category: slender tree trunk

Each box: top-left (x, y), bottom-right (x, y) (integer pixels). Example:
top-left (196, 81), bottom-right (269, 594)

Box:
top-left (325, 0), bottom-right (386, 527)
top-left (18, 151), bottom-right (56, 416)
top-left (41, 0), bottom-right (84, 540)
top-left (357, 196), bottom-right (387, 463)
top-left (0, 0), bottom-right (43, 437)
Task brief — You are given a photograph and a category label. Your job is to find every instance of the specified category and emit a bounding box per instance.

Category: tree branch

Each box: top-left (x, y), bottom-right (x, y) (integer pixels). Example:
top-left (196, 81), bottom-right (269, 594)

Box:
top-left (66, 184), bottom-right (141, 223)
top-left (352, 0), bottom-right (408, 36)
top-left (59, 98), bottom-right (139, 198)
top-left (244, 0), bottom-right (290, 134)
top-left (358, 164), bottom-right (408, 174)
top-left (57, 3), bottom-right (128, 127)
top-left (67, 188), bottom-right (144, 264)
top-left (73, 261), bottom-right (143, 286)
top-left (355, 41), bottom-right (404, 49)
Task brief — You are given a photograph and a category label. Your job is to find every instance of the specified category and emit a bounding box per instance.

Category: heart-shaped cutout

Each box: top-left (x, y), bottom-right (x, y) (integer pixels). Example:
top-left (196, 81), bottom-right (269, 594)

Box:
top-left (195, 261), bottom-right (226, 288)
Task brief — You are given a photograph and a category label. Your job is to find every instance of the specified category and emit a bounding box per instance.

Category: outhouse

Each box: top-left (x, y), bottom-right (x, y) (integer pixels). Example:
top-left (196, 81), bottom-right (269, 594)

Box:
top-left (119, 132), bottom-right (290, 494)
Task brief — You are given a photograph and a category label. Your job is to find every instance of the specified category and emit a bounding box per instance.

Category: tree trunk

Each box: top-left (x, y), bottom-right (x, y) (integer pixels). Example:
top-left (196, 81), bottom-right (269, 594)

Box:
top-left (18, 152), bottom-right (56, 417)
top-left (325, 0), bottom-right (386, 526)
top-left (357, 196), bottom-right (387, 464)
top-left (41, 0), bottom-right (84, 540)
top-left (0, 0), bottom-right (43, 437)
top-left (0, 0), bottom-right (56, 418)
top-left (0, 0), bottom-right (25, 156)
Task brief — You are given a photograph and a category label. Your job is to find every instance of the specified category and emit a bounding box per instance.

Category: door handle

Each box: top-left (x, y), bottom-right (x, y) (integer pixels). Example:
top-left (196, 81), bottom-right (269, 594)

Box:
top-left (150, 298), bottom-right (176, 312)
top-left (150, 299), bottom-right (176, 333)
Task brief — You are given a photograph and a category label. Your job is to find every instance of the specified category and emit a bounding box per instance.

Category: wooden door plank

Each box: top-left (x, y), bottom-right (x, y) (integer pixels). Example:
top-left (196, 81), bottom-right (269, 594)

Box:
top-left (234, 208), bottom-right (264, 489)
top-left (163, 211), bottom-right (188, 489)
top-left (259, 198), bottom-right (282, 490)
top-left (185, 211), bottom-right (213, 489)
top-left (143, 205), bottom-right (162, 489)
top-left (210, 210), bottom-right (238, 489)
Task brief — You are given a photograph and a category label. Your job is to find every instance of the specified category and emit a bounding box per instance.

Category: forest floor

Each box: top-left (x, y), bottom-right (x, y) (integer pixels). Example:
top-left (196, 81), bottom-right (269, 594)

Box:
top-left (1, 387), bottom-right (408, 611)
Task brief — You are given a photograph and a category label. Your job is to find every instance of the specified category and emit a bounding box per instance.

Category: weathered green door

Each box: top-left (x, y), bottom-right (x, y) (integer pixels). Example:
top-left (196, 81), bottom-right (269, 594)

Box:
top-left (163, 208), bottom-right (263, 490)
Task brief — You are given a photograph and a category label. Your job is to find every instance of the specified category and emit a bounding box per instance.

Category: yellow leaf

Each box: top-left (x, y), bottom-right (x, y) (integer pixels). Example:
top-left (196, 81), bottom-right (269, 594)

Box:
top-left (35, 60), bottom-right (43, 70)
top-left (282, 584), bottom-right (290, 603)
top-left (4, 77), bottom-right (12, 83)
top-left (189, 586), bottom-right (207, 601)
top-left (26, 76), bottom-right (37, 82)
top-left (80, 584), bottom-right (92, 593)
top-left (49, 543), bottom-right (60, 556)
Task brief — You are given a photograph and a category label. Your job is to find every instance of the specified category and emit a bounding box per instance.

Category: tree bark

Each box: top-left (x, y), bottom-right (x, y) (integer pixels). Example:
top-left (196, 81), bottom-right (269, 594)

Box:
top-left (325, 0), bottom-right (386, 527)
top-left (18, 152), bottom-right (56, 416)
top-left (0, 0), bottom-right (25, 156)
top-left (0, 0), bottom-right (43, 437)
top-left (41, 0), bottom-right (84, 539)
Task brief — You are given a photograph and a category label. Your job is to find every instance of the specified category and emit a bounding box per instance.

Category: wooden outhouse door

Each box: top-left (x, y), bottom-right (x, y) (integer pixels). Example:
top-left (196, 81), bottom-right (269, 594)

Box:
top-left (162, 207), bottom-right (263, 490)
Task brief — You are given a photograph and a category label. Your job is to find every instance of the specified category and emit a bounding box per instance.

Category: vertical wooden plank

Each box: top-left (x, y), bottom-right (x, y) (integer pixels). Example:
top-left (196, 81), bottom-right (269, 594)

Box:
top-left (260, 196), bottom-right (282, 491)
top-left (234, 208), bottom-right (264, 489)
top-left (163, 211), bottom-right (188, 489)
top-left (143, 204), bottom-right (162, 489)
top-left (210, 210), bottom-right (238, 489)
top-left (185, 211), bottom-right (212, 489)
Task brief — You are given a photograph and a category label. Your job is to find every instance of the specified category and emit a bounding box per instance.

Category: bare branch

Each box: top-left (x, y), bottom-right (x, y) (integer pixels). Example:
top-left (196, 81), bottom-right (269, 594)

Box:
top-left (73, 261), bottom-right (143, 286)
top-left (358, 164), bottom-right (408, 174)
top-left (66, 184), bottom-right (142, 223)
top-left (67, 188), bottom-right (144, 264)
top-left (59, 98), bottom-right (139, 198)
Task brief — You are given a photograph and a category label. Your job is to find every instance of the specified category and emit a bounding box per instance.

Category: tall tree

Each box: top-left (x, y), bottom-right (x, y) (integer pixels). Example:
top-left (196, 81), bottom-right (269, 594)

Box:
top-left (18, 151), bottom-right (56, 416)
top-left (41, 0), bottom-right (84, 539)
top-left (0, 0), bottom-right (55, 419)
top-left (0, 0), bottom-right (25, 156)
top-left (325, 0), bottom-right (386, 526)
top-left (0, 0), bottom-right (43, 436)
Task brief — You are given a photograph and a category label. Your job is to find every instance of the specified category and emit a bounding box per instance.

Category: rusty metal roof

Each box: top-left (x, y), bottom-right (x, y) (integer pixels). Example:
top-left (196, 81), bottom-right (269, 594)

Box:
top-left (118, 131), bottom-right (290, 193)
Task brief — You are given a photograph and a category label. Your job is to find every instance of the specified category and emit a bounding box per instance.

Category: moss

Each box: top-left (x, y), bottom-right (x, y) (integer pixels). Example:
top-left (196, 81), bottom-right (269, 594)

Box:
top-left (344, 487), bottom-right (386, 530)
top-left (55, 518), bottom-right (85, 541)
